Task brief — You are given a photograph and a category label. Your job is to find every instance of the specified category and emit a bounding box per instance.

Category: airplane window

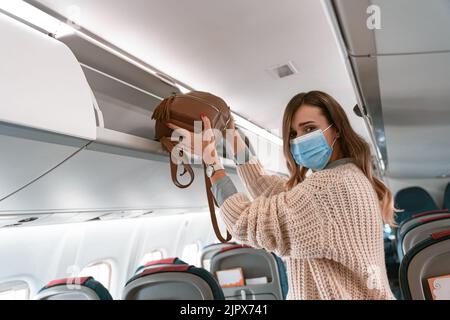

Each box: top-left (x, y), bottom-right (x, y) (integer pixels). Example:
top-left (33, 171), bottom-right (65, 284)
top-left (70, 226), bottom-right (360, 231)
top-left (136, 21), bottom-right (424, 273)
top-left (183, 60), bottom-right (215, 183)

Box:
top-left (79, 262), bottom-right (112, 290)
top-left (181, 243), bottom-right (200, 266)
top-left (0, 281), bottom-right (30, 300)
top-left (203, 259), bottom-right (211, 272)
top-left (140, 249), bottom-right (166, 265)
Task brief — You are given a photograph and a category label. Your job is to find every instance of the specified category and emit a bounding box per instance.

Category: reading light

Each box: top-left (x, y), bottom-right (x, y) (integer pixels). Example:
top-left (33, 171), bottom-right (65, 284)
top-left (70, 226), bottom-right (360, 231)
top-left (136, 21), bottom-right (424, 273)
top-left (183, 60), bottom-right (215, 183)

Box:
top-left (0, 0), bottom-right (75, 37)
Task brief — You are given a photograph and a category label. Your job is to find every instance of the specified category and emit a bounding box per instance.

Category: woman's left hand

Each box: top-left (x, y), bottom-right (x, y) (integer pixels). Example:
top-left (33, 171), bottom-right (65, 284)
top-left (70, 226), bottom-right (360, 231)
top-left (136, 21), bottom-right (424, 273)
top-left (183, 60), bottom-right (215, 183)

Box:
top-left (166, 114), bottom-right (220, 166)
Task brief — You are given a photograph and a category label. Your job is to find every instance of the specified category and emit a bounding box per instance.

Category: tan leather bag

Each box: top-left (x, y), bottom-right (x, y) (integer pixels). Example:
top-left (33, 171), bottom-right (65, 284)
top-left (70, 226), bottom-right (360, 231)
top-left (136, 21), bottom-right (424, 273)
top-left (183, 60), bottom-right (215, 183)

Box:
top-left (151, 91), bottom-right (233, 243)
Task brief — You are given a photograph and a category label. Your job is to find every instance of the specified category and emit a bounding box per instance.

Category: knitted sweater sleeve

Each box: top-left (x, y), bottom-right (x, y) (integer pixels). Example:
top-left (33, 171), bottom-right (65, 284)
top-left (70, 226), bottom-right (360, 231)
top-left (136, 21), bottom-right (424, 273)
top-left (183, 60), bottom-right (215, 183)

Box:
top-left (220, 177), bottom-right (326, 259)
top-left (236, 158), bottom-right (288, 199)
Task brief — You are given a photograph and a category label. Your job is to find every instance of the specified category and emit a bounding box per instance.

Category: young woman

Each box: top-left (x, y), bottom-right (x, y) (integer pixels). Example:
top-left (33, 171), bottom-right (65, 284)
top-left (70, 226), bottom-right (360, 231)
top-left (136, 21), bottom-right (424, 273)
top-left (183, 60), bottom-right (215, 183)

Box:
top-left (168, 90), bottom-right (396, 300)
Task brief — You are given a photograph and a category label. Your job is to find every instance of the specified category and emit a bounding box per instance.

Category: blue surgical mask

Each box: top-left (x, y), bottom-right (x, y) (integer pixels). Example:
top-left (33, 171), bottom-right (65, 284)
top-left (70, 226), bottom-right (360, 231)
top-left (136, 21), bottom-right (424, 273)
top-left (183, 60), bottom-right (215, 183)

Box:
top-left (290, 124), bottom-right (337, 171)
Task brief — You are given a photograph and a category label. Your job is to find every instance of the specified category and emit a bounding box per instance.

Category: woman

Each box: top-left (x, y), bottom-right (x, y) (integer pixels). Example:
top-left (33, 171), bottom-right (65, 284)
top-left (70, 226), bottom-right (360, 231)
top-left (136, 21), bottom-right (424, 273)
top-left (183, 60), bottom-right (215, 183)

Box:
top-left (168, 90), bottom-right (396, 300)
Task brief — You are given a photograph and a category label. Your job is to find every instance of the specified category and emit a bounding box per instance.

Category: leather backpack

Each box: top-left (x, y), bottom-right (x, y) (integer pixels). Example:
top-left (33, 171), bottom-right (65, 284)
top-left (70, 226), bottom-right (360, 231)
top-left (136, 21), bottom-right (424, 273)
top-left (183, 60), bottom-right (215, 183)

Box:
top-left (151, 91), bottom-right (233, 243)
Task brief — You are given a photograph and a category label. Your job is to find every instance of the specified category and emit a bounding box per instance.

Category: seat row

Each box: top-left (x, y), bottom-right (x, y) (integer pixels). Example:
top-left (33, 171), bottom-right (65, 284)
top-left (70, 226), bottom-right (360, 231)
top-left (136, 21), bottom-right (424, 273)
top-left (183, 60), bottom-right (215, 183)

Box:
top-left (394, 184), bottom-right (450, 224)
top-left (384, 185), bottom-right (450, 299)
top-left (390, 186), bottom-right (450, 299)
top-left (34, 243), bottom-right (288, 300)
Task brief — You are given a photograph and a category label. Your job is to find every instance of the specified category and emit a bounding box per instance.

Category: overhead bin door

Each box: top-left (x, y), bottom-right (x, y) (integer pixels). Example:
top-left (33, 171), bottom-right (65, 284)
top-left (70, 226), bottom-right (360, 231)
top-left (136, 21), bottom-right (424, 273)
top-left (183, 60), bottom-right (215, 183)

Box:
top-left (0, 13), bottom-right (97, 201)
top-left (0, 13), bottom-right (97, 140)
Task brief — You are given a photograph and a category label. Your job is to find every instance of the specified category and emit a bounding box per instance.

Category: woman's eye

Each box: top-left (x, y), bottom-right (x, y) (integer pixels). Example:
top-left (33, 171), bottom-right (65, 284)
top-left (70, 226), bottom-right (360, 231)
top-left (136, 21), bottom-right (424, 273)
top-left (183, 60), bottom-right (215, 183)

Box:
top-left (305, 127), bottom-right (315, 133)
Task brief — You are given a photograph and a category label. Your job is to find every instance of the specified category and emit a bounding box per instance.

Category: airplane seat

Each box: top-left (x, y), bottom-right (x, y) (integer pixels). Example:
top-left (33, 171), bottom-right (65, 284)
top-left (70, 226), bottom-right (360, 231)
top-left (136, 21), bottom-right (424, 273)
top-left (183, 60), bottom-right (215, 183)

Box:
top-left (444, 183), bottom-right (450, 210)
top-left (123, 257), bottom-right (224, 300)
top-left (200, 242), bottom-right (238, 271)
top-left (393, 209), bottom-right (449, 269)
top-left (134, 257), bottom-right (187, 275)
top-left (209, 245), bottom-right (288, 300)
top-left (272, 253), bottom-right (289, 299)
top-left (397, 214), bottom-right (450, 261)
top-left (396, 209), bottom-right (450, 240)
top-left (399, 229), bottom-right (450, 300)
top-left (34, 277), bottom-right (113, 300)
top-left (394, 187), bottom-right (439, 224)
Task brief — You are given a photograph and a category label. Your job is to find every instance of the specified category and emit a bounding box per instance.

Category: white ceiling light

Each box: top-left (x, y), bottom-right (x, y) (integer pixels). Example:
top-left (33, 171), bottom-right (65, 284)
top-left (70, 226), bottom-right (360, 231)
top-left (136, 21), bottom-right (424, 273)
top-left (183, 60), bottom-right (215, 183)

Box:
top-left (0, 0), bottom-right (75, 37)
top-left (233, 114), bottom-right (283, 146)
top-left (176, 83), bottom-right (191, 94)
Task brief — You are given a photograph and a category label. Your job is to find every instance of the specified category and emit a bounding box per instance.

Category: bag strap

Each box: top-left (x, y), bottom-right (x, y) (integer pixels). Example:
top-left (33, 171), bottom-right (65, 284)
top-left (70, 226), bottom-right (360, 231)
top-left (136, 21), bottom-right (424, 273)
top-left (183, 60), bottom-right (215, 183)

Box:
top-left (203, 162), bottom-right (232, 243)
top-left (160, 137), bottom-right (194, 189)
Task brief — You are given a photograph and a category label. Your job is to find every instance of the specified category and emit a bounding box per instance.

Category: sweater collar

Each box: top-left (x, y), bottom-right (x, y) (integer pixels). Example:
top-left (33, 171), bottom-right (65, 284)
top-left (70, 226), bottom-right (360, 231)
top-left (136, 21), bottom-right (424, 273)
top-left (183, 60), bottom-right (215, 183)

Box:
top-left (324, 157), bottom-right (354, 170)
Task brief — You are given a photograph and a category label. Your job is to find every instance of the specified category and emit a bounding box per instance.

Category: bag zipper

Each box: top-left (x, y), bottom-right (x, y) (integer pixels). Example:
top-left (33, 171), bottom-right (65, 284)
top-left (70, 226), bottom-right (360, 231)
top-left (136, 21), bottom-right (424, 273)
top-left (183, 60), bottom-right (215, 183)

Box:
top-left (175, 94), bottom-right (221, 113)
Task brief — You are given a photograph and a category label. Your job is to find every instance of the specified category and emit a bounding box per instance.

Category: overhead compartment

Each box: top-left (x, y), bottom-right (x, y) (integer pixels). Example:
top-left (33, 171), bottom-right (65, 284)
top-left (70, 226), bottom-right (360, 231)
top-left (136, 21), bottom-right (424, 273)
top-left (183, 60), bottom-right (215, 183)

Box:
top-left (0, 13), bottom-right (281, 222)
top-left (332, 0), bottom-right (450, 56)
top-left (58, 32), bottom-right (179, 142)
top-left (0, 26), bottom-right (244, 216)
top-left (0, 13), bottom-right (96, 140)
top-left (330, 0), bottom-right (450, 179)
top-left (57, 32), bottom-right (275, 165)
top-left (0, 12), bottom-right (97, 201)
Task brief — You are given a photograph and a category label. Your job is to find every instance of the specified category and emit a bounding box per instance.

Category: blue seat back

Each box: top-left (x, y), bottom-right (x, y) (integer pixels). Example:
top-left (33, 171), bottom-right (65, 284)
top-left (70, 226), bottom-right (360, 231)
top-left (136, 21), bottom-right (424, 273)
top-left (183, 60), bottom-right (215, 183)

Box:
top-left (395, 187), bottom-right (439, 224)
top-left (123, 257), bottom-right (224, 300)
top-left (35, 277), bottom-right (112, 300)
top-left (444, 183), bottom-right (450, 210)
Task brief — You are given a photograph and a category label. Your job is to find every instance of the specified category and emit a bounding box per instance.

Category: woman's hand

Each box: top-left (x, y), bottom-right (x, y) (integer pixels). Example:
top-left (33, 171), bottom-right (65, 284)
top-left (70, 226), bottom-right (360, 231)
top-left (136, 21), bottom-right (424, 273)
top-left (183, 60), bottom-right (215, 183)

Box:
top-left (167, 114), bottom-right (220, 166)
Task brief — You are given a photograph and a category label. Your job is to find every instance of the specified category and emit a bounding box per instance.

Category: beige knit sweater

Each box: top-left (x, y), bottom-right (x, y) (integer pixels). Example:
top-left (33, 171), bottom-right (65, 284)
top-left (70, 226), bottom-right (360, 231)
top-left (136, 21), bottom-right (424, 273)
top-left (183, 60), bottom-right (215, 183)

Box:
top-left (219, 159), bottom-right (396, 300)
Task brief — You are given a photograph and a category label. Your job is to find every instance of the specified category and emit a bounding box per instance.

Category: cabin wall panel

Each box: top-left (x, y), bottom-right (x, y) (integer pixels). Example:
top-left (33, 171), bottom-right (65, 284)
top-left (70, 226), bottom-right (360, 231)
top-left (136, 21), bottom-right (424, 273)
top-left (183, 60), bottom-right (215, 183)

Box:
top-left (0, 211), bottom-right (215, 299)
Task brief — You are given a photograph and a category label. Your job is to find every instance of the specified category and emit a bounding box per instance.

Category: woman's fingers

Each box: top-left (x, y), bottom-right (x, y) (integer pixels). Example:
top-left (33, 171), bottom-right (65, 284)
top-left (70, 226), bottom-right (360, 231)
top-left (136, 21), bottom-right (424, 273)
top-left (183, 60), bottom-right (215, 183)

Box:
top-left (166, 119), bottom-right (218, 161)
top-left (200, 115), bottom-right (216, 144)
top-left (229, 114), bottom-right (236, 130)
top-left (201, 114), bottom-right (212, 130)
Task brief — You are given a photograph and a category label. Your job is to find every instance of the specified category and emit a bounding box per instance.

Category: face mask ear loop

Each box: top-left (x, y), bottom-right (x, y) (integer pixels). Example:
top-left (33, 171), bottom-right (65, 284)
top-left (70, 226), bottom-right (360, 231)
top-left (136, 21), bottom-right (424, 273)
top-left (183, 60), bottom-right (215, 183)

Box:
top-left (331, 137), bottom-right (338, 149)
top-left (325, 124), bottom-right (338, 149)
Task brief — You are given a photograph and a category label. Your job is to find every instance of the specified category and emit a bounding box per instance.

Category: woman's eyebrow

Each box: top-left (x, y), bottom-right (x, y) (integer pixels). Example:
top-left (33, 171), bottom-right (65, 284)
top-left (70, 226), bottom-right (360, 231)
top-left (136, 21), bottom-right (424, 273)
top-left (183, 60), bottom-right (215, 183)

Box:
top-left (297, 121), bottom-right (316, 127)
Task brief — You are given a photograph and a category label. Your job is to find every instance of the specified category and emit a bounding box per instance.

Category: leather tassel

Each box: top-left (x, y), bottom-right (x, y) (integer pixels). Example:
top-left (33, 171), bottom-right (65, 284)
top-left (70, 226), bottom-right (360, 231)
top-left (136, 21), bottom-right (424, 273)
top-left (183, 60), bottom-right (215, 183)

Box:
top-left (151, 96), bottom-right (174, 121)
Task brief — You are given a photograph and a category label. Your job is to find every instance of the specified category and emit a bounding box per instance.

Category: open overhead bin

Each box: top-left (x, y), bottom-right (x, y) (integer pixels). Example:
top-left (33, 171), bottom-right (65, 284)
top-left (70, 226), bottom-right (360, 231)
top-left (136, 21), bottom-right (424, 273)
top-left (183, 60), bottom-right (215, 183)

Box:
top-left (0, 18), bottom-right (243, 217)
top-left (0, 9), bottom-right (282, 224)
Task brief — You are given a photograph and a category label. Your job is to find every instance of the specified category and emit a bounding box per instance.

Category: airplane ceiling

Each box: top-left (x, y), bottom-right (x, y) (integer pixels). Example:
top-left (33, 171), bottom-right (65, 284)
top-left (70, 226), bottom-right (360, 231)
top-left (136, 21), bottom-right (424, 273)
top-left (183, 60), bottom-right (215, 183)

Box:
top-left (31, 0), bottom-right (370, 143)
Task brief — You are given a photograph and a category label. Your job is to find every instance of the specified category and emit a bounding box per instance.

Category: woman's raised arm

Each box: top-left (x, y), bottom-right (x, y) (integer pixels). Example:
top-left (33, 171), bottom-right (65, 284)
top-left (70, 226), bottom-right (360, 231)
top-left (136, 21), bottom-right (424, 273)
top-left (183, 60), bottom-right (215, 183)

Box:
top-left (219, 183), bottom-right (328, 259)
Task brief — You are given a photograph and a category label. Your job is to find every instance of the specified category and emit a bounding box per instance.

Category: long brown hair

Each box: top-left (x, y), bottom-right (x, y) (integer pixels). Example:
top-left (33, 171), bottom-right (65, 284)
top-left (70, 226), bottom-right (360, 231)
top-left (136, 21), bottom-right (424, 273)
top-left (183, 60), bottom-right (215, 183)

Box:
top-left (282, 91), bottom-right (396, 226)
